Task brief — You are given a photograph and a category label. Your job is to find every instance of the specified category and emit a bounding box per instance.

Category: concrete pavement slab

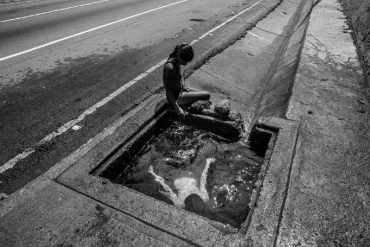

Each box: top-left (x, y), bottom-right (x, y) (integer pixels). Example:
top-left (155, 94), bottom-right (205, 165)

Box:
top-left (280, 0), bottom-right (370, 246)
top-left (0, 179), bottom-right (191, 247)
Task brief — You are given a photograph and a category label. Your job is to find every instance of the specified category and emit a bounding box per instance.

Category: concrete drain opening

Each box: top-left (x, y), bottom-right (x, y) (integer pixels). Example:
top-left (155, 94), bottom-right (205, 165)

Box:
top-left (95, 112), bottom-right (274, 229)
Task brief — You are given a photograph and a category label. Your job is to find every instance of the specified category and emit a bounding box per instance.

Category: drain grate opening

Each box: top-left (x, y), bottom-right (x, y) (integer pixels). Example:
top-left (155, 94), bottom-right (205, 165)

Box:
top-left (249, 126), bottom-right (275, 158)
top-left (97, 113), bottom-right (274, 228)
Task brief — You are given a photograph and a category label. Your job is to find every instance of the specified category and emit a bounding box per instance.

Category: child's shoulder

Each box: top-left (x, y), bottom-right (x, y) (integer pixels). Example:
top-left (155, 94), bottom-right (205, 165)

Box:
top-left (165, 58), bottom-right (177, 68)
top-left (164, 62), bottom-right (174, 70)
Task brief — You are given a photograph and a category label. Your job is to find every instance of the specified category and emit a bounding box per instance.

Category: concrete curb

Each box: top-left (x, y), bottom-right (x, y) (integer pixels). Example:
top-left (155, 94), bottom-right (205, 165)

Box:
top-left (242, 117), bottom-right (300, 247)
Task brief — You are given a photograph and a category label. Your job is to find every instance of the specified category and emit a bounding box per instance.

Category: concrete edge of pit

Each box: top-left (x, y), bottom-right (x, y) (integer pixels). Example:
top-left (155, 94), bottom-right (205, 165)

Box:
top-left (216, 117), bottom-right (300, 247)
top-left (57, 112), bottom-right (299, 247)
top-left (55, 101), bottom-right (239, 246)
top-left (0, 92), bottom-right (300, 247)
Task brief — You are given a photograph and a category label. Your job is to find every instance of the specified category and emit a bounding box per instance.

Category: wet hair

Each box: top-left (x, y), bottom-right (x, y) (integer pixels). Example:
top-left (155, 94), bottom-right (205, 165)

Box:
top-left (169, 43), bottom-right (194, 62)
top-left (184, 194), bottom-right (206, 213)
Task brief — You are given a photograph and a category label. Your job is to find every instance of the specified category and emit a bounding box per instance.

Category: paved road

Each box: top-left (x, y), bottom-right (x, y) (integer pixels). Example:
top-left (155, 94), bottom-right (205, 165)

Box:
top-left (0, 0), bottom-right (267, 195)
top-left (0, 0), bottom-right (246, 86)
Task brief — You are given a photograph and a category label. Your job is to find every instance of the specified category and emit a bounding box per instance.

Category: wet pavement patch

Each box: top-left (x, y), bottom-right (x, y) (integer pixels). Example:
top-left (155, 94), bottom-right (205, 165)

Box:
top-left (190, 18), bottom-right (207, 22)
top-left (97, 113), bottom-right (273, 228)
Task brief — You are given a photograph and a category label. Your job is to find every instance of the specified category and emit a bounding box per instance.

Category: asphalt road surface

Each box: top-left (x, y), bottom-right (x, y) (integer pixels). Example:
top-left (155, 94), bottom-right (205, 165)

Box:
top-left (0, 0), bottom-right (266, 195)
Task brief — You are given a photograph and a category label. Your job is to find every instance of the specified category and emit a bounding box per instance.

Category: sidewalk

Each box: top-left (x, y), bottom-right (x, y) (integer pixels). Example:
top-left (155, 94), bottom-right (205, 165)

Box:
top-left (0, 0), bottom-right (369, 246)
top-left (280, 0), bottom-right (370, 245)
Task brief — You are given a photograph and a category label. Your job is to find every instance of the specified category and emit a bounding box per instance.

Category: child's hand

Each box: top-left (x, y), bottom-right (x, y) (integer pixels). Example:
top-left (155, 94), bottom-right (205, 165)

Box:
top-left (177, 108), bottom-right (186, 120)
top-left (183, 87), bottom-right (191, 92)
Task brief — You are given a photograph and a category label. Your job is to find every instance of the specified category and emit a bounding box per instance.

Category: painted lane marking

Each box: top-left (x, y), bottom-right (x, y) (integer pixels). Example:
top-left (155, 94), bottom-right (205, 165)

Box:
top-left (0, 0), bottom-right (264, 173)
top-left (0, 60), bottom-right (166, 174)
top-left (0, 0), bottom-right (112, 23)
top-left (190, 0), bottom-right (264, 46)
top-left (0, 0), bottom-right (188, 62)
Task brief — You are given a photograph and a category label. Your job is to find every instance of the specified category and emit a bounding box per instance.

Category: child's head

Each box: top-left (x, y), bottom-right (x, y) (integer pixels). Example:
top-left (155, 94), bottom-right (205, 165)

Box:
top-left (178, 43), bottom-right (194, 63)
top-left (169, 43), bottom-right (194, 64)
top-left (184, 193), bottom-right (206, 214)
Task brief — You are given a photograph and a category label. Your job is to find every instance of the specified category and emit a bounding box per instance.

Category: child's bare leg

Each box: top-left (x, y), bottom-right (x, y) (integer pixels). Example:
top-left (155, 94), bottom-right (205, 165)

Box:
top-left (148, 165), bottom-right (178, 204)
top-left (183, 87), bottom-right (198, 92)
top-left (178, 91), bottom-right (210, 106)
top-left (199, 158), bottom-right (215, 202)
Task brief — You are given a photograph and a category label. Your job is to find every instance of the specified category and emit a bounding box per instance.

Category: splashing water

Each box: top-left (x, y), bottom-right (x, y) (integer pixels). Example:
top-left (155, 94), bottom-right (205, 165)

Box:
top-left (113, 120), bottom-right (264, 228)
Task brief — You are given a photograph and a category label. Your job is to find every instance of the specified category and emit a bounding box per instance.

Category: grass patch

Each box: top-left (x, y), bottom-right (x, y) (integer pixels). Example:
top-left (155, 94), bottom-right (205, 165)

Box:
top-left (339, 0), bottom-right (370, 85)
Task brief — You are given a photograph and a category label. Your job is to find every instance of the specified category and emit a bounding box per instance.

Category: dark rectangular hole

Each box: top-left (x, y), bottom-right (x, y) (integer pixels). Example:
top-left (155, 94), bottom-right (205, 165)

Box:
top-left (97, 113), bottom-right (273, 229)
top-left (248, 126), bottom-right (274, 157)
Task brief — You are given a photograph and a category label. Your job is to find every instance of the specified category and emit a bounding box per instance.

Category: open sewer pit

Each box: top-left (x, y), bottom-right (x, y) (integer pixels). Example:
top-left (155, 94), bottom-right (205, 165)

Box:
top-left (93, 111), bottom-right (275, 229)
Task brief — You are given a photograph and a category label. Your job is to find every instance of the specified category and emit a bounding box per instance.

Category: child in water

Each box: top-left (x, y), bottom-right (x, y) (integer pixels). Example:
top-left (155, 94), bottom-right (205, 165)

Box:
top-left (148, 157), bottom-right (240, 228)
top-left (148, 157), bottom-right (215, 208)
top-left (163, 43), bottom-right (210, 119)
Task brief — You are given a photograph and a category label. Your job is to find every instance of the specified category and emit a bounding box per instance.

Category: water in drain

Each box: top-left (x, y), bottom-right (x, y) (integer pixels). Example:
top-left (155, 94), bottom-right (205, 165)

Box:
top-left (109, 119), bottom-right (265, 228)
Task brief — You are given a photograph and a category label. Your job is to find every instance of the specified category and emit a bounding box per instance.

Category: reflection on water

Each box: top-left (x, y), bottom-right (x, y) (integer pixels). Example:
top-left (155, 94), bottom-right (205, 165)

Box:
top-left (113, 120), bottom-right (264, 228)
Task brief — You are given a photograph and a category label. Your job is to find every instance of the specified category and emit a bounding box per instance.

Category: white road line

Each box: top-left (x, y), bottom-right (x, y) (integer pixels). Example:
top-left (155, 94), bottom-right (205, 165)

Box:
top-left (0, 0), bottom-right (111, 23)
top-left (0, 0), bottom-right (188, 62)
top-left (0, 0), bottom-right (264, 174)
top-left (190, 0), bottom-right (264, 46)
